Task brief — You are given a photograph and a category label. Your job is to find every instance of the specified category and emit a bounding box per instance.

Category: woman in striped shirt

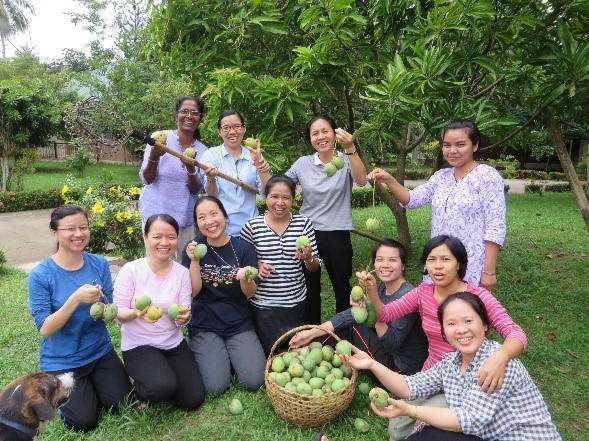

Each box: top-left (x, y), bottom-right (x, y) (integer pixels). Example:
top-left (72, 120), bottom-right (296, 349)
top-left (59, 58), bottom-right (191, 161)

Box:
top-left (240, 175), bottom-right (320, 355)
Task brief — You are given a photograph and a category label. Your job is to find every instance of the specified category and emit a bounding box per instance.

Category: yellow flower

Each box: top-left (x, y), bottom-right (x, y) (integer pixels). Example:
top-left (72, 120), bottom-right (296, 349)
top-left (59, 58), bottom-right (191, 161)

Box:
top-left (92, 201), bottom-right (105, 215)
top-left (124, 211), bottom-right (132, 220)
top-left (126, 226), bottom-right (134, 235)
top-left (96, 220), bottom-right (106, 227)
top-left (61, 184), bottom-right (70, 195)
top-left (129, 186), bottom-right (142, 196)
top-left (115, 211), bottom-right (125, 222)
top-left (134, 210), bottom-right (140, 217)
top-left (86, 187), bottom-right (93, 194)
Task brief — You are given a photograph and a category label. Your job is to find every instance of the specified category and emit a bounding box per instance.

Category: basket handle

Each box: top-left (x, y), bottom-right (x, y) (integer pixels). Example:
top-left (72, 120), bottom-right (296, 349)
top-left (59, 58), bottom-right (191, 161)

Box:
top-left (267, 324), bottom-right (342, 360)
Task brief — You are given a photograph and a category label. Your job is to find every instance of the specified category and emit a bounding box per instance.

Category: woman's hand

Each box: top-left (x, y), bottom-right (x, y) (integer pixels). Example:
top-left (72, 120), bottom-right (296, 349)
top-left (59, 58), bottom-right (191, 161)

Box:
top-left (480, 272), bottom-right (497, 291)
top-left (245, 139), bottom-right (263, 163)
top-left (367, 167), bottom-right (395, 185)
top-left (371, 398), bottom-right (413, 419)
top-left (478, 348), bottom-right (508, 393)
top-left (257, 261), bottom-right (275, 280)
top-left (73, 284), bottom-right (102, 305)
top-left (185, 241), bottom-right (201, 262)
top-left (294, 245), bottom-right (313, 262)
top-left (174, 305), bottom-right (191, 326)
top-left (335, 128), bottom-right (355, 150)
top-left (149, 145), bottom-right (166, 160)
top-left (204, 165), bottom-right (219, 179)
top-left (355, 270), bottom-right (376, 288)
top-left (135, 305), bottom-right (158, 323)
top-left (289, 329), bottom-right (318, 348)
top-left (341, 345), bottom-right (374, 371)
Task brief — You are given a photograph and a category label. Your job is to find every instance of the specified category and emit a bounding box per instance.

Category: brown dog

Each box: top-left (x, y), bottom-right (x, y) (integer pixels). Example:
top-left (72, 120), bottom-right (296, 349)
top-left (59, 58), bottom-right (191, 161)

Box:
top-left (0, 372), bottom-right (74, 441)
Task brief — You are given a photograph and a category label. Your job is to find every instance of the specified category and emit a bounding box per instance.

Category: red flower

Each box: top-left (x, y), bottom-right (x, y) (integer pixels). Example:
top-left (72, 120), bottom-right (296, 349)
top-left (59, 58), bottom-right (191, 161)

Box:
top-left (0, 201), bottom-right (4, 208)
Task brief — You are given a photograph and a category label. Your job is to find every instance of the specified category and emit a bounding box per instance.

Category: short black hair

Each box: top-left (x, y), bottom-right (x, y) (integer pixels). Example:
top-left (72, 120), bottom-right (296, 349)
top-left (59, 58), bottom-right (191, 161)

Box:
top-left (264, 174), bottom-right (296, 198)
top-left (304, 114), bottom-right (337, 144)
top-left (144, 213), bottom-right (180, 236)
top-left (438, 291), bottom-right (491, 343)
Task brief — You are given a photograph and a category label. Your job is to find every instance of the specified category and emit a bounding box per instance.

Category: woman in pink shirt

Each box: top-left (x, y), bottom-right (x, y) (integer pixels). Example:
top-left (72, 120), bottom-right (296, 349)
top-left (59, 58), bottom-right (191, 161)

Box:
top-left (114, 214), bottom-right (205, 410)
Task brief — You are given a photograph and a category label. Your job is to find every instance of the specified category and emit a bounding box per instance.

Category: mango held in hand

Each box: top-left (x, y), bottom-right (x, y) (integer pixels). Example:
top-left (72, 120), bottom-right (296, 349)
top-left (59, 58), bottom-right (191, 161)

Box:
top-left (244, 137), bottom-right (258, 149)
top-left (167, 303), bottom-right (182, 320)
top-left (351, 305), bottom-right (368, 324)
top-left (369, 387), bottom-right (390, 408)
top-left (89, 302), bottom-right (105, 320)
top-left (244, 266), bottom-right (258, 280)
top-left (350, 285), bottom-right (364, 302)
top-left (295, 235), bottom-right (310, 250)
top-left (335, 339), bottom-right (352, 356)
top-left (324, 162), bottom-right (337, 177)
top-left (146, 305), bottom-right (163, 321)
top-left (184, 147), bottom-right (196, 158)
top-left (193, 243), bottom-right (207, 259)
top-left (102, 304), bottom-right (118, 322)
top-left (228, 398), bottom-right (244, 415)
top-left (331, 155), bottom-right (344, 170)
top-left (135, 294), bottom-right (152, 310)
top-left (153, 131), bottom-right (167, 145)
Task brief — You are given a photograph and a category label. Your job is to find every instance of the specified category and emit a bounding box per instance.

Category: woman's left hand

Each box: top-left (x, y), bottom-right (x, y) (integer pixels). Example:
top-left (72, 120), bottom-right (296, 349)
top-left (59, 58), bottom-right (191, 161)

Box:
top-left (335, 128), bottom-right (355, 150)
top-left (370, 398), bottom-right (411, 419)
top-left (294, 245), bottom-right (313, 262)
top-left (481, 272), bottom-right (497, 291)
top-left (478, 348), bottom-right (508, 393)
top-left (174, 305), bottom-right (191, 326)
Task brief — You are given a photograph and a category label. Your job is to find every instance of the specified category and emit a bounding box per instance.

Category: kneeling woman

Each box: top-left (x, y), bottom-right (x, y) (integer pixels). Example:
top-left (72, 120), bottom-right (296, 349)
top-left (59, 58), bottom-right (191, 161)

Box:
top-left (183, 196), bottom-right (266, 395)
top-left (240, 175), bottom-right (320, 355)
top-left (114, 214), bottom-right (205, 410)
top-left (344, 292), bottom-right (562, 440)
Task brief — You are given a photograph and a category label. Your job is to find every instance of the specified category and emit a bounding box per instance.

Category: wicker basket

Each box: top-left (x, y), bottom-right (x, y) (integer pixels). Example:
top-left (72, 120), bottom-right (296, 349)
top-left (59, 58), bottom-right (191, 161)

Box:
top-left (264, 325), bottom-right (357, 427)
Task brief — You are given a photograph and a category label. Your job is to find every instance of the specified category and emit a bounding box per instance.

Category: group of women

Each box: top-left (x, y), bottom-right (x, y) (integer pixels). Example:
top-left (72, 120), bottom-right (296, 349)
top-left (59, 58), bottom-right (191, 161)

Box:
top-left (27, 95), bottom-right (561, 440)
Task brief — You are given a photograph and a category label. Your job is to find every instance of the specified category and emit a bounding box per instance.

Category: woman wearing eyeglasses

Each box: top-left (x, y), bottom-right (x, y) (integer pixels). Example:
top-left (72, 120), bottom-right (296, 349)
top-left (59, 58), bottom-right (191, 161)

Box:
top-left (139, 95), bottom-right (208, 262)
top-left (200, 109), bottom-right (271, 236)
top-left (28, 204), bottom-right (132, 432)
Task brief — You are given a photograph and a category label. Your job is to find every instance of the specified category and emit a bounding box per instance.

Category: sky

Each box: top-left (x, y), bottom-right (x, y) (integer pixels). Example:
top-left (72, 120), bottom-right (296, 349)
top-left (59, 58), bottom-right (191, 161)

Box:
top-left (6, 0), bottom-right (113, 62)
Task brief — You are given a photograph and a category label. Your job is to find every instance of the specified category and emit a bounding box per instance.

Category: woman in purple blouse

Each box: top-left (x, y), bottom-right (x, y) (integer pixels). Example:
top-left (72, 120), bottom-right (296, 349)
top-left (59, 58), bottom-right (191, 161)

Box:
top-left (139, 95), bottom-right (208, 262)
top-left (368, 120), bottom-right (506, 291)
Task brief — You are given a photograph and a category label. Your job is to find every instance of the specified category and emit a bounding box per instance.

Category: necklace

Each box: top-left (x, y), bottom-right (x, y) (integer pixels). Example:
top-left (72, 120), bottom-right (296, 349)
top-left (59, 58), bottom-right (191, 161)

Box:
top-left (208, 238), bottom-right (239, 270)
top-left (445, 163), bottom-right (478, 212)
top-left (453, 162), bottom-right (478, 182)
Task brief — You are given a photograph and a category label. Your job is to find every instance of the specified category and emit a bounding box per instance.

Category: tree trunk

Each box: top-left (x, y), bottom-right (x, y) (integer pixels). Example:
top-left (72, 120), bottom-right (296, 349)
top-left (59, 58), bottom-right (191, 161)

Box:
top-left (357, 144), bottom-right (412, 251)
top-left (544, 110), bottom-right (589, 230)
top-left (0, 155), bottom-right (9, 191)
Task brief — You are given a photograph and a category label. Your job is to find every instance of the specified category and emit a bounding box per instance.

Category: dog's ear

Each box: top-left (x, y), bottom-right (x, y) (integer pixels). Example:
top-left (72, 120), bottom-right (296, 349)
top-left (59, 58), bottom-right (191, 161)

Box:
top-left (30, 398), bottom-right (56, 421)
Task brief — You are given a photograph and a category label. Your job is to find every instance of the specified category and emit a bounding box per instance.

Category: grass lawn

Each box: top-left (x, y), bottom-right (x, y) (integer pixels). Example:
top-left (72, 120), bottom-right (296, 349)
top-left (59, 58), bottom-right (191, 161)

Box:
top-left (0, 192), bottom-right (587, 440)
top-left (20, 160), bottom-right (141, 191)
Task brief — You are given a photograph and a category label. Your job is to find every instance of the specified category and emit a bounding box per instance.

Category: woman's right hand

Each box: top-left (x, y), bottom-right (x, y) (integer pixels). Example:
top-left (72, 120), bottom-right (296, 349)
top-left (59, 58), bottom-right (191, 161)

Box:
top-left (341, 345), bottom-right (374, 371)
top-left (289, 329), bottom-right (318, 348)
top-left (257, 261), bottom-right (275, 280)
top-left (149, 145), bottom-right (166, 160)
top-left (204, 165), bottom-right (218, 179)
top-left (73, 284), bottom-right (102, 304)
top-left (186, 241), bottom-right (200, 262)
top-left (367, 168), bottom-right (395, 184)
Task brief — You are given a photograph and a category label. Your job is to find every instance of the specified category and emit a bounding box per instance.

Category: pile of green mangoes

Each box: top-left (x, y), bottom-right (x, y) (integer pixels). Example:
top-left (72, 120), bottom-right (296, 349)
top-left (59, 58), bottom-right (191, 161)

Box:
top-left (268, 340), bottom-right (354, 396)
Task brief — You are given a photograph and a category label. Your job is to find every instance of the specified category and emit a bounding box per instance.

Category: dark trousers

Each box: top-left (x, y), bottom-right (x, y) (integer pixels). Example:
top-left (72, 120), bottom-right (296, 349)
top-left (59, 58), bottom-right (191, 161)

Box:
top-left (407, 426), bottom-right (485, 441)
top-left (304, 230), bottom-right (353, 324)
top-left (123, 340), bottom-right (205, 411)
top-left (250, 302), bottom-right (306, 356)
top-left (52, 349), bottom-right (133, 432)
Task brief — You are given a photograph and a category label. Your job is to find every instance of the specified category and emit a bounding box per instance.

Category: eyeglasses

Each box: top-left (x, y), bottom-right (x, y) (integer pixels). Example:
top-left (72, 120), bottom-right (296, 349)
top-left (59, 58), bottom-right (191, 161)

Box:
top-left (178, 109), bottom-right (201, 117)
top-left (219, 124), bottom-right (244, 132)
top-left (56, 226), bottom-right (89, 233)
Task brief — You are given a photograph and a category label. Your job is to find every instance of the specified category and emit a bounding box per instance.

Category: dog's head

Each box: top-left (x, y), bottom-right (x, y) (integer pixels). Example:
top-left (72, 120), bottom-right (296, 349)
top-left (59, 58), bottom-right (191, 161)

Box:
top-left (0, 372), bottom-right (74, 433)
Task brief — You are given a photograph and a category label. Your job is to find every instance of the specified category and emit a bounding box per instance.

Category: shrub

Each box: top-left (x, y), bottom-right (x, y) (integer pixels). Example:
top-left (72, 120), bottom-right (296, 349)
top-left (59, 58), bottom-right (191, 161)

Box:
top-left (486, 154), bottom-right (519, 178)
top-left (0, 248), bottom-right (6, 267)
top-left (525, 182), bottom-right (589, 193)
top-left (62, 178), bottom-right (144, 260)
top-left (65, 145), bottom-right (92, 176)
top-left (0, 189), bottom-right (64, 212)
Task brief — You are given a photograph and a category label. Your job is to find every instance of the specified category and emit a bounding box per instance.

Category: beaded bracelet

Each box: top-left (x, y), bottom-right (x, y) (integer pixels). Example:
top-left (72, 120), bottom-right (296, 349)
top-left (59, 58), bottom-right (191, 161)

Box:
top-left (344, 149), bottom-right (357, 156)
top-left (482, 271), bottom-right (496, 276)
top-left (147, 158), bottom-right (160, 163)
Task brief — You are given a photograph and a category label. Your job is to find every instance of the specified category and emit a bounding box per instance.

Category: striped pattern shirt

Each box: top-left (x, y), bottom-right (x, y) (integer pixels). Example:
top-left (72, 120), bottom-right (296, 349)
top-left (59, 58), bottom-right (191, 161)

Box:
top-left (378, 282), bottom-right (528, 371)
top-left (240, 214), bottom-right (318, 307)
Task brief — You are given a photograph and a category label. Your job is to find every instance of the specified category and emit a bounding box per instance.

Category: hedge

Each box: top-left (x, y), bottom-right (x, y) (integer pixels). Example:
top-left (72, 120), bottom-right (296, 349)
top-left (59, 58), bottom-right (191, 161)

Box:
top-left (524, 182), bottom-right (589, 194)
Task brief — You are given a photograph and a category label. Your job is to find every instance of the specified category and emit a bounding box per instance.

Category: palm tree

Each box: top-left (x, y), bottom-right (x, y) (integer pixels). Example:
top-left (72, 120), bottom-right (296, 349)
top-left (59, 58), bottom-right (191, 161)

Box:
top-left (0, 0), bottom-right (35, 58)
